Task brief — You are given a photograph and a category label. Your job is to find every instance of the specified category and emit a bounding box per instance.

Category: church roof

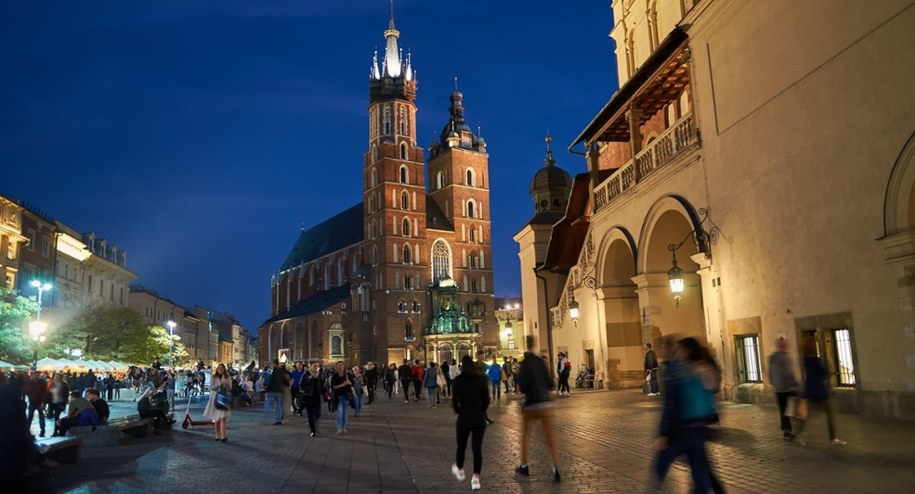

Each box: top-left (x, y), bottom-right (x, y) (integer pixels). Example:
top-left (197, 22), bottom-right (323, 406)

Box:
top-left (426, 199), bottom-right (454, 231)
top-left (279, 203), bottom-right (363, 271)
top-left (261, 284), bottom-right (351, 325)
top-left (525, 211), bottom-right (565, 227)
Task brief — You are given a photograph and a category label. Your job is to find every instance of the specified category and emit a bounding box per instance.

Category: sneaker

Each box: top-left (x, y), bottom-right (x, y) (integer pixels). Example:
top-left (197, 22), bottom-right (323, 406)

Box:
top-left (273, 421), bottom-right (282, 425)
top-left (795, 437), bottom-right (807, 446)
top-left (471, 476), bottom-right (481, 490)
top-left (310, 432), bottom-right (316, 437)
top-left (830, 438), bottom-right (848, 446)
top-left (452, 464), bottom-right (466, 481)
top-left (551, 466), bottom-right (561, 482)
top-left (783, 432), bottom-right (795, 441)
top-left (515, 464), bottom-right (529, 476)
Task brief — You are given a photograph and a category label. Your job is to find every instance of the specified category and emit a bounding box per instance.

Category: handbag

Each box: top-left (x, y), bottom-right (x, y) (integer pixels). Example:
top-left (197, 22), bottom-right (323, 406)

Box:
top-left (215, 389), bottom-right (231, 410)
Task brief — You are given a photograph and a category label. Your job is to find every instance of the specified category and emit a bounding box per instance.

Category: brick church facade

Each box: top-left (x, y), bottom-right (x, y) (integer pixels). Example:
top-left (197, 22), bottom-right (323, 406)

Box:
top-left (258, 13), bottom-right (498, 367)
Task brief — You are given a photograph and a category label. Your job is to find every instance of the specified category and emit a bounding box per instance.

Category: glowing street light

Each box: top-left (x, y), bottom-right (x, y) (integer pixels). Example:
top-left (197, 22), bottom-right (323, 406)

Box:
top-left (30, 280), bottom-right (52, 320)
top-left (166, 320), bottom-right (176, 368)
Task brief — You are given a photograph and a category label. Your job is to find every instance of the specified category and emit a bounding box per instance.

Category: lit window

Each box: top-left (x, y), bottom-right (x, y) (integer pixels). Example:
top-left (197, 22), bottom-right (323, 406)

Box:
top-left (735, 335), bottom-right (762, 383)
top-left (432, 240), bottom-right (452, 283)
top-left (832, 329), bottom-right (856, 387)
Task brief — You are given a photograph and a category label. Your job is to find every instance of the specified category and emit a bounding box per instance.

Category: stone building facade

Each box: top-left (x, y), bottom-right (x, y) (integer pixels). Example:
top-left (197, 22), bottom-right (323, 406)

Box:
top-left (519, 0), bottom-right (915, 417)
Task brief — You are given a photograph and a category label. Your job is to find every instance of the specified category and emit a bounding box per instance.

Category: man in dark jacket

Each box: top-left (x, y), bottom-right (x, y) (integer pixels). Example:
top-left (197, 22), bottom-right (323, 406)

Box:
top-left (266, 360), bottom-right (290, 425)
top-left (451, 355), bottom-right (490, 490)
top-left (398, 360), bottom-right (412, 403)
top-left (514, 336), bottom-right (561, 482)
top-left (87, 388), bottom-right (110, 424)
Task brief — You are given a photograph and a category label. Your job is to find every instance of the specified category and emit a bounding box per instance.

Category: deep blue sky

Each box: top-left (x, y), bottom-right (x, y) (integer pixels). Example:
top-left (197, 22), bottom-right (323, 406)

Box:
top-left (0, 1), bottom-right (619, 331)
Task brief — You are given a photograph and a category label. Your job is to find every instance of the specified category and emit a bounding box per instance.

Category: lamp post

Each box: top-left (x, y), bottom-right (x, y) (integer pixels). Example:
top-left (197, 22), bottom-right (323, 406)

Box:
top-left (166, 320), bottom-right (176, 368)
top-left (29, 280), bottom-right (52, 370)
top-left (666, 207), bottom-right (718, 307)
top-left (30, 280), bottom-right (52, 321)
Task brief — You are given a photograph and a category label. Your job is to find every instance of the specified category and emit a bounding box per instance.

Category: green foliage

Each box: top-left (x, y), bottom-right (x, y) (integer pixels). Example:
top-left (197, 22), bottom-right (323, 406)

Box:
top-left (48, 305), bottom-right (188, 366)
top-left (0, 287), bottom-right (38, 362)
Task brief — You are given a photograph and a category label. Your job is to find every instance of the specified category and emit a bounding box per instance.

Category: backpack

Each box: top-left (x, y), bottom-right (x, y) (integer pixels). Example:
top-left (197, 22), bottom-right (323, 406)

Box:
top-left (679, 367), bottom-right (717, 422)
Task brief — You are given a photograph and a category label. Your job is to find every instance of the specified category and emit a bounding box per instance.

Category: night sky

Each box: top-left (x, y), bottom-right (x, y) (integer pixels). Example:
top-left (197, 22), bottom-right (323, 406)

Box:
top-left (0, 1), bottom-right (618, 331)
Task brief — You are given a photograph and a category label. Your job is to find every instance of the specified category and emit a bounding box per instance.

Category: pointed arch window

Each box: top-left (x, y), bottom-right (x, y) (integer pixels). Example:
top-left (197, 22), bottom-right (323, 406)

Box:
top-left (469, 251), bottom-right (479, 269)
top-left (323, 264), bottom-right (330, 290)
top-left (466, 168), bottom-right (475, 187)
top-left (337, 257), bottom-right (345, 285)
top-left (437, 171), bottom-right (446, 190)
top-left (467, 200), bottom-right (476, 219)
top-left (405, 319), bottom-right (415, 340)
top-left (371, 245), bottom-right (379, 266)
top-left (403, 244), bottom-right (412, 264)
top-left (432, 239), bottom-right (452, 284)
top-left (402, 218), bottom-right (411, 237)
top-left (371, 220), bottom-right (378, 239)
top-left (469, 226), bottom-right (477, 243)
top-left (401, 191), bottom-right (409, 210)
top-left (399, 106), bottom-right (406, 135)
top-left (400, 165), bottom-right (408, 184)
top-left (371, 167), bottom-right (377, 187)
top-left (383, 104), bottom-right (391, 135)
top-left (400, 142), bottom-right (408, 160)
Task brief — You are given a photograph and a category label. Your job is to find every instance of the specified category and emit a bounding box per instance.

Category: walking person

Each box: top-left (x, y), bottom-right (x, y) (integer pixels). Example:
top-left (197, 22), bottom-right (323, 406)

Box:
top-left (398, 360), bottom-right (412, 403)
top-left (451, 355), bottom-right (490, 491)
top-left (652, 337), bottom-right (720, 493)
top-left (502, 357), bottom-right (514, 394)
top-left (423, 362), bottom-right (440, 408)
top-left (411, 359), bottom-right (424, 402)
top-left (204, 363), bottom-right (232, 442)
top-left (645, 343), bottom-right (660, 396)
top-left (351, 366), bottom-right (364, 417)
top-left (331, 361), bottom-right (353, 434)
top-left (514, 336), bottom-right (561, 482)
top-left (26, 373), bottom-right (47, 437)
top-left (486, 359), bottom-right (502, 401)
top-left (557, 352), bottom-right (572, 395)
top-left (266, 360), bottom-right (290, 426)
top-left (364, 362), bottom-right (378, 405)
top-left (441, 360), bottom-right (452, 399)
top-left (768, 337), bottom-right (799, 440)
top-left (302, 362), bottom-right (323, 436)
top-left (793, 338), bottom-right (847, 446)
top-left (384, 363), bottom-right (397, 399)
top-left (290, 361), bottom-right (306, 416)
top-left (49, 373), bottom-right (69, 437)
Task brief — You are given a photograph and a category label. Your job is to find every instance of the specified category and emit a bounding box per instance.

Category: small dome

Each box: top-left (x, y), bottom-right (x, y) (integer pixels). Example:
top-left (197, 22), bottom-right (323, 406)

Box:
top-left (530, 164), bottom-right (572, 195)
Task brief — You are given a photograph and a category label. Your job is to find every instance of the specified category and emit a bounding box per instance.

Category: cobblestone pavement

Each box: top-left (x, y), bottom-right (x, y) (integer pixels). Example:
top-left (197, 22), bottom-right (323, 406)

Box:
top-left (31, 388), bottom-right (915, 493)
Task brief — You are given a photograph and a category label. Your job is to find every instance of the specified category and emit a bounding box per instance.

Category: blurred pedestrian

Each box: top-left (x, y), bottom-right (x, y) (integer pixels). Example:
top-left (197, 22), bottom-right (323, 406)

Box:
top-left (793, 338), bottom-right (847, 446)
top-left (351, 366), bottom-right (364, 417)
top-left (645, 344), bottom-right (660, 396)
top-left (364, 362), bottom-right (378, 405)
top-left (204, 363), bottom-right (232, 442)
top-left (557, 353), bottom-right (571, 396)
top-left (266, 360), bottom-right (290, 425)
top-left (331, 361), bottom-right (353, 434)
top-left (768, 337), bottom-right (799, 441)
top-left (302, 362), bottom-right (323, 436)
top-left (514, 336), bottom-right (561, 482)
top-left (486, 360), bottom-right (502, 400)
top-left (451, 355), bottom-right (490, 491)
top-left (423, 362), bottom-right (440, 408)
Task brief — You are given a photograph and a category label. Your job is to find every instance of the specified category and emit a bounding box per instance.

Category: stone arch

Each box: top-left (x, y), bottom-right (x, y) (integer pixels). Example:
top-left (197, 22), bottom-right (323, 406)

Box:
top-left (595, 227), bottom-right (638, 287)
top-left (637, 195), bottom-right (705, 275)
top-left (883, 131), bottom-right (915, 237)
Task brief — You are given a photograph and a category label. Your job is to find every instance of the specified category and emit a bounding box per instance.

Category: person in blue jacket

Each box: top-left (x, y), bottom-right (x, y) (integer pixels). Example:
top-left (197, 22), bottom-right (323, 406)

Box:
top-left (486, 360), bottom-right (502, 400)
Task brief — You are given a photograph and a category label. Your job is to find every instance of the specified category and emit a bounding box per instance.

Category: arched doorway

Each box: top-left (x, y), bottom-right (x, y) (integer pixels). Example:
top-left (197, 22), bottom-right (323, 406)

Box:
top-left (639, 201), bottom-right (707, 347)
top-left (438, 344), bottom-right (453, 365)
top-left (598, 230), bottom-right (641, 388)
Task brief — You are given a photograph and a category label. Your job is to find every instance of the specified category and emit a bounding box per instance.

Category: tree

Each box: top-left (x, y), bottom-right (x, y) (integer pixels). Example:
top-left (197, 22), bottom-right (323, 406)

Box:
top-left (0, 287), bottom-right (37, 362)
top-left (125, 326), bottom-right (187, 367)
top-left (49, 304), bottom-right (148, 362)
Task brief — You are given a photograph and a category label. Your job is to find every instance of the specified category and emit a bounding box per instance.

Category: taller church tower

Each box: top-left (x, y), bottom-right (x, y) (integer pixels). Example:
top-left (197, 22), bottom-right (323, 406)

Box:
top-left (363, 12), bottom-right (428, 363)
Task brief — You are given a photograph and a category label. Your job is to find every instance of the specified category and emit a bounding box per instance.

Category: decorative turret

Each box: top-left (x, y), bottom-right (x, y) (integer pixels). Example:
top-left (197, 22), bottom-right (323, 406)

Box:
top-left (369, 4), bottom-right (417, 103)
top-left (530, 135), bottom-right (572, 213)
top-left (429, 78), bottom-right (487, 158)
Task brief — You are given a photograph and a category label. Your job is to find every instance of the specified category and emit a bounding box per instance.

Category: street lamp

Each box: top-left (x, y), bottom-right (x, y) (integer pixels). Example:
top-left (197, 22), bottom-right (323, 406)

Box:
top-left (30, 280), bottom-right (52, 321)
top-left (29, 320), bottom-right (47, 370)
top-left (166, 320), bottom-right (176, 368)
top-left (666, 207), bottom-right (718, 308)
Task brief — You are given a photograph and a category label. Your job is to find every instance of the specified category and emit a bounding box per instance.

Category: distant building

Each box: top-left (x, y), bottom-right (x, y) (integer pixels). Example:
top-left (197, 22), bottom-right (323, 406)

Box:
top-left (0, 197), bottom-right (26, 290)
top-left (494, 297), bottom-right (523, 359)
top-left (259, 11), bottom-right (498, 367)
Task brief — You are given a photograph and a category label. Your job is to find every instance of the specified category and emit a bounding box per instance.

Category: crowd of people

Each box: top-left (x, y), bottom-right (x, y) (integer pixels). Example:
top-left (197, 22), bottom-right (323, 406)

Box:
top-left (2, 333), bottom-right (848, 493)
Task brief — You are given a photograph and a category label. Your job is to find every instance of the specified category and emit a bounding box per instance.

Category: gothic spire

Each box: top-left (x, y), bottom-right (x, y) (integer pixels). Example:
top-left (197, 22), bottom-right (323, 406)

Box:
top-left (545, 134), bottom-right (555, 166)
top-left (383, 0), bottom-right (402, 77)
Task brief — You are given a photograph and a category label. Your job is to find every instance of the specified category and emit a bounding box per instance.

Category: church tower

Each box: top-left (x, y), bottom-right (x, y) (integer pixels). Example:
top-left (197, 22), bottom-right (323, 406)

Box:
top-left (363, 10), bottom-right (427, 363)
top-left (427, 84), bottom-right (498, 349)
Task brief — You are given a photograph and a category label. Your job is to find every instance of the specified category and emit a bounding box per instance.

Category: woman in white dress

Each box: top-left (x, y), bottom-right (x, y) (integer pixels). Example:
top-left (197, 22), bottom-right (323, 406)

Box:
top-left (204, 363), bottom-right (231, 442)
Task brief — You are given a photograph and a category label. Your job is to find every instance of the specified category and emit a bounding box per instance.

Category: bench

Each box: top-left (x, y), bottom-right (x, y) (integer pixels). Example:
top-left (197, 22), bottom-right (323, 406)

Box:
top-left (108, 415), bottom-right (156, 438)
top-left (70, 424), bottom-right (123, 448)
top-left (35, 436), bottom-right (82, 464)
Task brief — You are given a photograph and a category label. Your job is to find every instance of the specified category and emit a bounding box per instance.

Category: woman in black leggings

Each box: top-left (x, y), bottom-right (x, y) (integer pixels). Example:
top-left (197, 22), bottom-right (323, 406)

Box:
top-left (450, 355), bottom-right (490, 491)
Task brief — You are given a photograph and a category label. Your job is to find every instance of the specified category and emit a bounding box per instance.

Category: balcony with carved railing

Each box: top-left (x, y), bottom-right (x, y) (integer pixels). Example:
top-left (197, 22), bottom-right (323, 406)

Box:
top-left (593, 112), bottom-right (699, 212)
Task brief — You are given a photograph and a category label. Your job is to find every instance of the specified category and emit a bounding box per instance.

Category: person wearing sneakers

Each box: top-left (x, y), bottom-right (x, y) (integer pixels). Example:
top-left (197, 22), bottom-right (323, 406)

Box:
top-left (451, 355), bottom-right (490, 491)
top-left (514, 335), bottom-right (561, 482)
top-left (794, 338), bottom-right (847, 446)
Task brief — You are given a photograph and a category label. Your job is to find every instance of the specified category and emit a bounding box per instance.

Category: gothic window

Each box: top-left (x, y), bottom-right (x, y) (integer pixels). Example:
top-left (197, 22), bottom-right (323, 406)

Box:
top-left (437, 171), bottom-right (445, 189)
top-left (398, 301), bottom-right (407, 313)
top-left (466, 168), bottom-right (475, 186)
top-left (371, 220), bottom-right (378, 239)
top-left (403, 244), bottom-right (412, 264)
top-left (467, 200), bottom-right (476, 219)
top-left (371, 167), bottom-right (377, 187)
top-left (400, 165), bottom-right (408, 184)
top-left (469, 226), bottom-right (476, 243)
top-left (323, 264), bottom-right (330, 290)
top-left (404, 276), bottom-right (413, 290)
top-left (371, 145), bottom-right (377, 163)
top-left (412, 301), bottom-right (421, 313)
top-left (383, 104), bottom-right (391, 135)
top-left (337, 257), bottom-right (345, 284)
top-left (400, 142), bottom-right (407, 160)
top-left (401, 191), bottom-right (409, 210)
top-left (432, 239), bottom-right (452, 283)
top-left (399, 106), bottom-right (406, 135)
top-left (402, 218), bottom-right (411, 237)
top-left (310, 321), bottom-right (320, 357)
top-left (331, 335), bottom-right (342, 356)
top-left (470, 278), bottom-right (478, 293)
top-left (469, 251), bottom-right (479, 269)
top-left (371, 246), bottom-right (379, 266)
top-left (405, 320), bottom-right (414, 340)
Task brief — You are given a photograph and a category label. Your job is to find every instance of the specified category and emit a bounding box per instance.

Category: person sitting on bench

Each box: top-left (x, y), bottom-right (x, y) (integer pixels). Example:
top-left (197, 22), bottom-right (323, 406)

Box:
top-left (137, 387), bottom-right (174, 434)
top-left (87, 388), bottom-right (110, 424)
top-left (58, 397), bottom-right (102, 435)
